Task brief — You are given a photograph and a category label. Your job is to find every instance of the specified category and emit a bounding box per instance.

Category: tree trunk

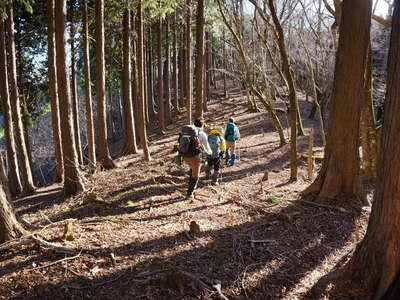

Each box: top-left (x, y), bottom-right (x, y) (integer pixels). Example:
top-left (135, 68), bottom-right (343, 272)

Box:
top-left (343, 4), bottom-right (400, 299)
top-left (0, 18), bottom-right (22, 196)
top-left (222, 29), bottom-right (228, 98)
top-left (6, 3), bottom-right (35, 196)
top-left (194, 0), bottom-right (204, 119)
top-left (69, 0), bottom-right (83, 166)
top-left (82, 0), bottom-right (96, 171)
top-left (268, 0), bottom-right (298, 181)
top-left (157, 17), bottom-right (165, 131)
top-left (55, 0), bottom-right (84, 196)
top-left (131, 13), bottom-right (140, 144)
top-left (186, 0), bottom-right (193, 124)
top-left (172, 12), bottom-right (179, 113)
top-left (360, 46), bottom-right (378, 182)
top-left (121, 8), bottom-right (138, 155)
top-left (179, 27), bottom-right (186, 109)
top-left (0, 179), bottom-right (24, 243)
top-left (136, 0), bottom-right (151, 161)
top-left (47, 0), bottom-right (64, 183)
top-left (302, 0), bottom-right (371, 203)
top-left (204, 31), bottom-right (210, 112)
top-left (95, 0), bottom-right (115, 169)
top-left (164, 17), bottom-right (172, 124)
top-left (146, 25), bottom-right (156, 121)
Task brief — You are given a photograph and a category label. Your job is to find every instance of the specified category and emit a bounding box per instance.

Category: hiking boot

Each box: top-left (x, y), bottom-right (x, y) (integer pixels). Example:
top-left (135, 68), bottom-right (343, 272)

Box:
top-left (229, 154), bottom-right (236, 166)
top-left (186, 177), bottom-right (198, 199)
top-left (212, 170), bottom-right (220, 185)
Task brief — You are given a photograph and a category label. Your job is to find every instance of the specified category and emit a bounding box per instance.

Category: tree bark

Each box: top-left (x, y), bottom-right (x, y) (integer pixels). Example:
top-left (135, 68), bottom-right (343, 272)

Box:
top-left (146, 25), bottom-right (156, 121)
top-left (47, 0), bottom-right (64, 183)
top-left (55, 0), bottom-right (84, 196)
top-left (136, 0), bottom-right (151, 161)
top-left (69, 0), bottom-right (83, 166)
top-left (0, 18), bottom-right (22, 196)
top-left (186, 0), bottom-right (193, 124)
top-left (360, 46), bottom-right (378, 182)
top-left (0, 178), bottom-right (24, 243)
top-left (343, 3), bottom-right (400, 299)
top-left (268, 0), bottom-right (298, 181)
top-left (121, 8), bottom-right (138, 155)
top-left (164, 17), bottom-right (172, 124)
top-left (172, 12), bottom-right (179, 113)
top-left (194, 0), bottom-right (205, 119)
top-left (82, 0), bottom-right (96, 170)
top-left (302, 0), bottom-right (371, 202)
top-left (95, 0), bottom-right (115, 169)
top-left (157, 17), bottom-right (165, 131)
top-left (6, 3), bottom-right (35, 196)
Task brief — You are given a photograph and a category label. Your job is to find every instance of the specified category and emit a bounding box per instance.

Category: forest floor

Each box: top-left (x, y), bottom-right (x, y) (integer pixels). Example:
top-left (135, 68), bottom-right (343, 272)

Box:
top-left (0, 84), bottom-right (371, 300)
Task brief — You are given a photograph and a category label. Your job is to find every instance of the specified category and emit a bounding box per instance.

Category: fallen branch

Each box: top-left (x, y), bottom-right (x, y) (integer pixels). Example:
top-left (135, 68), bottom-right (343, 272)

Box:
top-left (26, 251), bottom-right (82, 271)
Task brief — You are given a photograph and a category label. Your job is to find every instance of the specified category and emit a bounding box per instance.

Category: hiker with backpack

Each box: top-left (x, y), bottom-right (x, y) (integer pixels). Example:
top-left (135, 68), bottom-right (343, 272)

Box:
top-left (177, 118), bottom-right (212, 199)
top-left (205, 127), bottom-right (226, 185)
top-left (224, 117), bottom-right (240, 166)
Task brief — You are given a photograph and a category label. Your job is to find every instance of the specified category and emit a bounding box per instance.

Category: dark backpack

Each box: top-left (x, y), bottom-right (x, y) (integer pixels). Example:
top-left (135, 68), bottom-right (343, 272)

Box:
top-left (225, 122), bottom-right (237, 142)
top-left (178, 125), bottom-right (201, 157)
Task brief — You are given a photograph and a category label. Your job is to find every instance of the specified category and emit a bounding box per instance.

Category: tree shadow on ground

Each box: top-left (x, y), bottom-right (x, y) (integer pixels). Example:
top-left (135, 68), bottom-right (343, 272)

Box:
top-left (14, 185), bottom-right (64, 217)
top-left (5, 198), bottom-right (361, 300)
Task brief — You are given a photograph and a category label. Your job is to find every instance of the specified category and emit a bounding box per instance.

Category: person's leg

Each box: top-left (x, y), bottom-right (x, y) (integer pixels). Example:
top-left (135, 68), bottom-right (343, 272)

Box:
top-left (212, 158), bottom-right (221, 184)
top-left (185, 156), bottom-right (201, 198)
top-left (205, 157), bottom-right (212, 179)
top-left (230, 141), bottom-right (237, 165)
top-left (184, 157), bottom-right (195, 198)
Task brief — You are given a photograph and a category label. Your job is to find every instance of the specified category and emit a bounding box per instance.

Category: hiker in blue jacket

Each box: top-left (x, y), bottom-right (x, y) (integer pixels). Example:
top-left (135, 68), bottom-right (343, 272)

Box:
top-left (224, 117), bottom-right (240, 166)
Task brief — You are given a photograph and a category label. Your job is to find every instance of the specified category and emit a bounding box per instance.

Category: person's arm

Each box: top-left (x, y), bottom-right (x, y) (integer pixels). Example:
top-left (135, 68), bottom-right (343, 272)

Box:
top-left (200, 131), bottom-right (212, 155)
top-left (235, 125), bottom-right (240, 140)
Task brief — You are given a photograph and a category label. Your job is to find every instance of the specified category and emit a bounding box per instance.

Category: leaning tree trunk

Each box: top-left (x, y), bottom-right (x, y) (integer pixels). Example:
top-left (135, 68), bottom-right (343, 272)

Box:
top-left (194, 0), bottom-right (205, 119)
top-left (47, 0), bottom-right (64, 183)
top-left (55, 0), bottom-right (84, 196)
top-left (268, 0), bottom-right (298, 181)
top-left (186, 0), bottom-right (193, 124)
top-left (136, 0), bottom-right (151, 161)
top-left (6, 3), bottom-right (35, 196)
top-left (0, 18), bottom-right (22, 196)
top-left (82, 0), bottom-right (96, 171)
top-left (0, 179), bottom-right (24, 243)
top-left (302, 0), bottom-right (371, 203)
top-left (121, 8), bottom-right (138, 155)
top-left (343, 4), bottom-right (400, 299)
top-left (95, 0), bottom-right (115, 169)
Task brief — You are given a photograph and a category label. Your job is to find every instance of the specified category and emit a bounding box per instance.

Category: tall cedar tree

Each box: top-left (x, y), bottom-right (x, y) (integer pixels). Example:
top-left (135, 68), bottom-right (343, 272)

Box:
top-left (302, 0), bottom-right (371, 202)
top-left (95, 0), bottom-right (115, 169)
top-left (157, 17), bottom-right (165, 130)
top-left (164, 17), bottom-right (171, 124)
top-left (137, 0), bottom-right (151, 161)
top-left (121, 8), bottom-right (138, 155)
top-left (0, 18), bottom-right (22, 196)
top-left (186, 0), bottom-right (193, 124)
top-left (47, 0), bottom-right (63, 183)
top-left (0, 175), bottom-right (24, 243)
top-left (343, 2), bottom-right (400, 299)
top-left (172, 12), bottom-right (179, 112)
top-left (82, 0), bottom-right (96, 170)
top-left (55, 0), bottom-right (84, 196)
top-left (69, 0), bottom-right (83, 165)
top-left (6, 2), bottom-right (35, 196)
top-left (194, 0), bottom-right (204, 119)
